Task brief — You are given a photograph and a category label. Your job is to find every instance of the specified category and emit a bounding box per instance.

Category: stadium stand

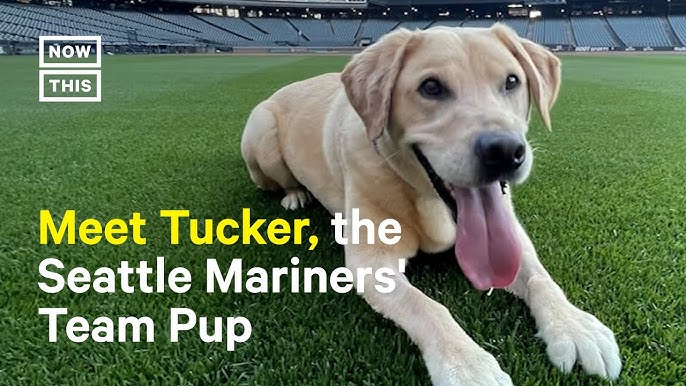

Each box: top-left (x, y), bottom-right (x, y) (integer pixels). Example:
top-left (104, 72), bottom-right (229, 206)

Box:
top-left (608, 16), bottom-right (671, 46)
top-left (570, 17), bottom-right (620, 47)
top-left (458, 18), bottom-right (527, 37)
top-left (0, 3), bottom-right (127, 44)
top-left (461, 18), bottom-right (494, 29)
top-left (531, 18), bottom-right (574, 45)
top-left (396, 20), bottom-right (433, 31)
top-left (197, 15), bottom-right (272, 43)
top-left (668, 15), bottom-right (686, 45)
top-left (499, 18), bottom-right (529, 37)
top-left (357, 19), bottom-right (399, 41)
top-left (245, 17), bottom-right (300, 42)
top-left (151, 13), bottom-right (250, 45)
top-left (2, 2), bottom-right (685, 50)
top-left (330, 19), bottom-right (361, 44)
top-left (289, 18), bottom-right (335, 40)
top-left (429, 19), bottom-right (464, 28)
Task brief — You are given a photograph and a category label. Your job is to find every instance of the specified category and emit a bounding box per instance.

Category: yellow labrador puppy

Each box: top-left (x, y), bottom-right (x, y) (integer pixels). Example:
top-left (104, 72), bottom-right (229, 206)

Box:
top-left (241, 24), bottom-right (621, 385)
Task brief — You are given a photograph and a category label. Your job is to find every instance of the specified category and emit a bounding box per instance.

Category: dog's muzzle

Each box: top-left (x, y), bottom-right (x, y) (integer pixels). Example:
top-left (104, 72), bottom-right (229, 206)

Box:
top-left (411, 144), bottom-right (511, 220)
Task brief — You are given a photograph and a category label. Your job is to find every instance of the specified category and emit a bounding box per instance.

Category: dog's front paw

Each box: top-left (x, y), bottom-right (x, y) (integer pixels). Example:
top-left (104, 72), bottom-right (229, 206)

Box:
top-left (426, 345), bottom-right (513, 386)
top-left (537, 306), bottom-right (621, 380)
top-left (280, 188), bottom-right (312, 210)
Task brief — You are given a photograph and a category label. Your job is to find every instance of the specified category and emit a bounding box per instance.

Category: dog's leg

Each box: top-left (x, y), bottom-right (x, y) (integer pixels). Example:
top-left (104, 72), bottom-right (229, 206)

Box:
top-left (241, 101), bottom-right (312, 210)
top-left (506, 218), bottom-right (622, 379)
top-left (346, 241), bottom-right (513, 386)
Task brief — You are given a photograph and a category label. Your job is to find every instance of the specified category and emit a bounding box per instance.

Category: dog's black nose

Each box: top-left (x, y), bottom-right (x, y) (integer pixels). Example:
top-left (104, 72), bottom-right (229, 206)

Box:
top-left (475, 132), bottom-right (526, 175)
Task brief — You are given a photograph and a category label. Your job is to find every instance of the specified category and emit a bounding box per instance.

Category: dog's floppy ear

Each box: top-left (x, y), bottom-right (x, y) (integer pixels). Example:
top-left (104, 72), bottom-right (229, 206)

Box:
top-left (492, 24), bottom-right (561, 130)
top-left (341, 29), bottom-right (414, 142)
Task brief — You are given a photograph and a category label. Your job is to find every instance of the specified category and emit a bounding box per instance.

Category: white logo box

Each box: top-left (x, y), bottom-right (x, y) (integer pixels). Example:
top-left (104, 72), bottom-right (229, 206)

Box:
top-left (39, 36), bottom-right (102, 102)
top-left (39, 69), bottom-right (101, 103)
top-left (39, 36), bottom-right (102, 68)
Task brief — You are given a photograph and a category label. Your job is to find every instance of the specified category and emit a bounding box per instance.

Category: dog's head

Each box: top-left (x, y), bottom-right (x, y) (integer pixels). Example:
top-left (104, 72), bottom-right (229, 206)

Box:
top-left (341, 25), bottom-right (561, 290)
top-left (341, 24), bottom-right (561, 188)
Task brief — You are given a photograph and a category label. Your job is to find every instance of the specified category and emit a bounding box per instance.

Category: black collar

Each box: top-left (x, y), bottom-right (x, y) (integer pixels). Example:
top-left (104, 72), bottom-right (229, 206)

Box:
top-left (411, 144), bottom-right (457, 221)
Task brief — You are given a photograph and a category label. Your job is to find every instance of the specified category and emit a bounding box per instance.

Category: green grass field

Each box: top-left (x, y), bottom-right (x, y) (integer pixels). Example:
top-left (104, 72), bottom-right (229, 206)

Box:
top-left (1, 53), bottom-right (685, 385)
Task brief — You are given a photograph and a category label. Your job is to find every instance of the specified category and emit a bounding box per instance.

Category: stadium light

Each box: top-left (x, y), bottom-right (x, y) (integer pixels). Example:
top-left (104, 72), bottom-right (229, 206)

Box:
top-left (508, 4), bottom-right (523, 8)
top-left (529, 10), bottom-right (542, 18)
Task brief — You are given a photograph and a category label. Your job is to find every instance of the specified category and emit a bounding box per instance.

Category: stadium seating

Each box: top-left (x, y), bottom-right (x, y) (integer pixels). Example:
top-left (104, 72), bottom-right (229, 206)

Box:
top-left (1, 3), bottom-right (684, 49)
top-left (668, 15), bottom-right (686, 45)
top-left (570, 17), bottom-right (619, 47)
top-left (245, 17), bottom-right (300, 42)
top-left (608, 16), bottom-right (671, 46)
top-left (396, 20), bottom-right (432, 31)
top-left (197, 15), bottom-right (271, 44)
top-left (531, 18), bottom-right (574, 45)
top-left (330, 19), bottom-right (361, 43)
top-left (0, 3), bottom-right (129, 44)
top-left (55, 7), bottom-right (194, 44)
top-left (290, 18), bottom-right (335, 41)
top-left (461, 18), bottom-right (494, 29)
top-left (500, 18), bottom-right (529, 37)
top-left (429, 19), bottom-right (464, 28)
top-left (152, 14), bottom-right (249, 44)
top-left (458, 18), bottom-right (527, 37)
top-left (357, 19), bottom-right (398, 41)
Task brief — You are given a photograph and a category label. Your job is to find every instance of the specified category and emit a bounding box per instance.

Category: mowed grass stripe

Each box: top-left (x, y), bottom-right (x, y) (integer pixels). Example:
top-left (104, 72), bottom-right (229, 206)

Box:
top-left (0, 54), bottom-right (684, 385)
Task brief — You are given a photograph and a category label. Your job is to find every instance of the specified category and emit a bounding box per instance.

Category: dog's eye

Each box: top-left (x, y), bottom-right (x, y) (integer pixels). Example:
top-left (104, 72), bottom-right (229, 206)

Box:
top-left (505, 74), bottom-right (520, 91)
top-left (419, 78), bottom-right (447, 99)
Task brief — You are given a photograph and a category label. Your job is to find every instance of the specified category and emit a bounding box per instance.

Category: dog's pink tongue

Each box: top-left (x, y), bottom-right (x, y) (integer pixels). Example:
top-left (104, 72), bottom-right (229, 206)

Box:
top-left (453, 183), bottom-right (521, 291)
